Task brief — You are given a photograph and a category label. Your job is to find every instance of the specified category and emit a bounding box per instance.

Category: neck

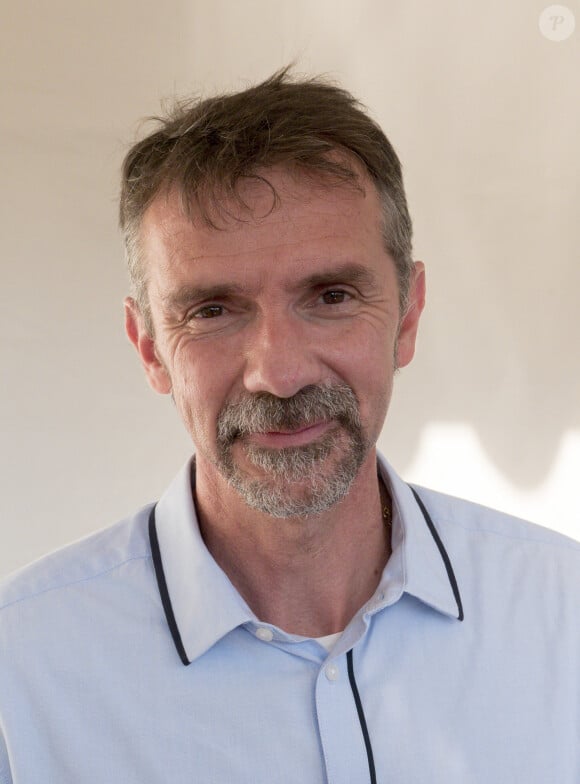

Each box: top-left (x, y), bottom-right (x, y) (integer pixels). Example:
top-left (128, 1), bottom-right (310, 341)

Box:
top-left (193, 451), bottom-right (391, 637)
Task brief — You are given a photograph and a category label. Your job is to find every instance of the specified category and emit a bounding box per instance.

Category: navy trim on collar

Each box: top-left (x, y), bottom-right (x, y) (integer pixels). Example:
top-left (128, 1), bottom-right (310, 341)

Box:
top-left (410, 487), bottom-right (464, 621)
top-left (148, 506), bottom-right (191, 666)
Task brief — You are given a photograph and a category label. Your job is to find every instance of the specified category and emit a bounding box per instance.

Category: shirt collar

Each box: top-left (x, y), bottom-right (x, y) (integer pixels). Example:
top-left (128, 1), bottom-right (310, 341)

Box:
top-left (377, 454), bottom-right (463, 621)
top-left (151, 459), bottom-right (255, 665)
top-left (151, 454), bottom-right (463, 666)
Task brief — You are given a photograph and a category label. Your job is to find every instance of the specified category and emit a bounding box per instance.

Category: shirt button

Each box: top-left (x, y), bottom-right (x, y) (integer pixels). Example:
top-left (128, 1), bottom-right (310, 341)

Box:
top-left (255, 627), bottom-right (274, 642)
top-left (325, 663), bottom-right (339, 681)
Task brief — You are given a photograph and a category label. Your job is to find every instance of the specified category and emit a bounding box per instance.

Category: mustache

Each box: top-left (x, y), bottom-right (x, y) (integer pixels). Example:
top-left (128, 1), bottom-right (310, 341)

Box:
top-left (216, 383), bottom-right (361, 446)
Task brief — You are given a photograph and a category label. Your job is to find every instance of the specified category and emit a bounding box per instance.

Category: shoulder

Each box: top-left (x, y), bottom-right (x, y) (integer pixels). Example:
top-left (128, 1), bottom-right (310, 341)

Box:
top-left (408, 487), bottom-right (580, 639)
top-left (410, 485), bottom-right (580, 612)
top-left (0, 505), bottom-right (154, 616)
top-left (411, 485), bottom-right (580, 597)
top-left (411, 484), bottom-right (580, 553)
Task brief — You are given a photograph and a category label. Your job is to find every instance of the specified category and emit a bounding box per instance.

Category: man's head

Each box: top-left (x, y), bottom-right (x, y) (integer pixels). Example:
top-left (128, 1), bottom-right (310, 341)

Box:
top-left (119, 67), bottom-right (414, 336)
top-left (122, 70), bottom-right (425, 518)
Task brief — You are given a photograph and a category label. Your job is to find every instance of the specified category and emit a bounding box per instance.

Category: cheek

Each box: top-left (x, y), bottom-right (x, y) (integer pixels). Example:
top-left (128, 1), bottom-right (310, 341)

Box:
top-left (360, 370), bottom-right (392, 430)
top-left (346, 336), bottom-right (395, 433)
top-left (169, 346), bottom-right (235, 443)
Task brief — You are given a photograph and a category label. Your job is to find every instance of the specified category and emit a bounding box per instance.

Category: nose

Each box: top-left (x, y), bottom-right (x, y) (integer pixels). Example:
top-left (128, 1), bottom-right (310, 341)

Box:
top-left (242, 310), bottom-right (324, 398)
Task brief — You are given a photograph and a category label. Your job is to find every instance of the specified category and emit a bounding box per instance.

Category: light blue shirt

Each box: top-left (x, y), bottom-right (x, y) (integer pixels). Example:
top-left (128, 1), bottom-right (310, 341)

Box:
top-left (1, 455), bottom-right (579, 782)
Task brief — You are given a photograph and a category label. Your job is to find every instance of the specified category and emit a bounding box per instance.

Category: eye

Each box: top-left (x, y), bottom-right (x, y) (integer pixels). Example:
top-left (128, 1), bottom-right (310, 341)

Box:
top-left (321, 289), bottom-right (350, 305)
top-left (192, 304), bottom-right (224, 319)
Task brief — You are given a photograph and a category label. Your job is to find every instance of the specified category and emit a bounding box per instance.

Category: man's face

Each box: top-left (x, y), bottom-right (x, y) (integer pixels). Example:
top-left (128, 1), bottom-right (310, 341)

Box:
top-left (126, 167), bottom-right (424, 516)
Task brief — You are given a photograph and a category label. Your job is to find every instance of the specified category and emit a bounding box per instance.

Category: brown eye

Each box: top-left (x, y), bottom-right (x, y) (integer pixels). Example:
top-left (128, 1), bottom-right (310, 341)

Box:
top-left (321, 290), bottom-right (348, 304)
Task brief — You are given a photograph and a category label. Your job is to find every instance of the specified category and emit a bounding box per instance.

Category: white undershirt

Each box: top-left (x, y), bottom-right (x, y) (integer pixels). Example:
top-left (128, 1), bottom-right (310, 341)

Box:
top-left (315, 631), bottom-right (343, 652)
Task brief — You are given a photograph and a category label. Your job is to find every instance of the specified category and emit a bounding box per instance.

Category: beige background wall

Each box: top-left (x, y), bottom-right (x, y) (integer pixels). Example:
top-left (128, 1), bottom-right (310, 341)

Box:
top-left (1, 0), bottom-right (579, 577)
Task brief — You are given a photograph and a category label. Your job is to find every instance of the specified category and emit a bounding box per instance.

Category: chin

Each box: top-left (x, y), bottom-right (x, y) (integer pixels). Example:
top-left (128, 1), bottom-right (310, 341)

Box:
top-left (221, 429), bottom-right (368, 518)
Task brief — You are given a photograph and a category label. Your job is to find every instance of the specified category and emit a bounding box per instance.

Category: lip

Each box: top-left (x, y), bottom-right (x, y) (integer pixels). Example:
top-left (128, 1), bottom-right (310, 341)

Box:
top-left (248, 421), bottom-right (332, 448)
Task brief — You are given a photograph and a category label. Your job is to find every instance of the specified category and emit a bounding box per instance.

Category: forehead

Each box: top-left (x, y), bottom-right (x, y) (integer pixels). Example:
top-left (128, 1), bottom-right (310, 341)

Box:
top-left (139, 166), bottom-right (387, 290)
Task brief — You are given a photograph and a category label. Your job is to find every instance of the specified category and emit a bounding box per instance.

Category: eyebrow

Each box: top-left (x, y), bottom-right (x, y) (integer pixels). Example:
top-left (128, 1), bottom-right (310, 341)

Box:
top-left (291, 262), bottom-right (378, 291)
top-left (161, 262), bottom-right (379, 312)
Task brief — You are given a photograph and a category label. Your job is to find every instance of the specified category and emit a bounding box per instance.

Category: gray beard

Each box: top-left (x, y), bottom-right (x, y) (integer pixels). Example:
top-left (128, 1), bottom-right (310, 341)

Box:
top-left (214, 383), bottom-right (368, 518)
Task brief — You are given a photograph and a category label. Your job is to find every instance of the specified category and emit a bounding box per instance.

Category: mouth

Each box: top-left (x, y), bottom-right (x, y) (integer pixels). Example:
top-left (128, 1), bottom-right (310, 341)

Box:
top-left (245, 421), bottom-right (333, 449)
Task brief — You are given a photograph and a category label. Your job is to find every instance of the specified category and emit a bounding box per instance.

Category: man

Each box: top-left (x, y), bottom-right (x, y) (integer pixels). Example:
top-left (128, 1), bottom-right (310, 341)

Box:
top-left (0, 69), bottom-right (578, 783)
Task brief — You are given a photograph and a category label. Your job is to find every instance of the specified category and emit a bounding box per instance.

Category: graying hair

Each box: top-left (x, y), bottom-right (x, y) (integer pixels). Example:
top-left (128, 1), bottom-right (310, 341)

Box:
top-left (120, 67), bottom-right (414, 334)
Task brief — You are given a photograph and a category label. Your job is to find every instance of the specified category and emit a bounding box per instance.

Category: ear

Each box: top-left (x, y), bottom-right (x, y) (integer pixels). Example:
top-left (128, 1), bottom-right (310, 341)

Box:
top-left (124, 297), bottom-right (172, 394)
top-left (396, 262), bottom-right (426, 369)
